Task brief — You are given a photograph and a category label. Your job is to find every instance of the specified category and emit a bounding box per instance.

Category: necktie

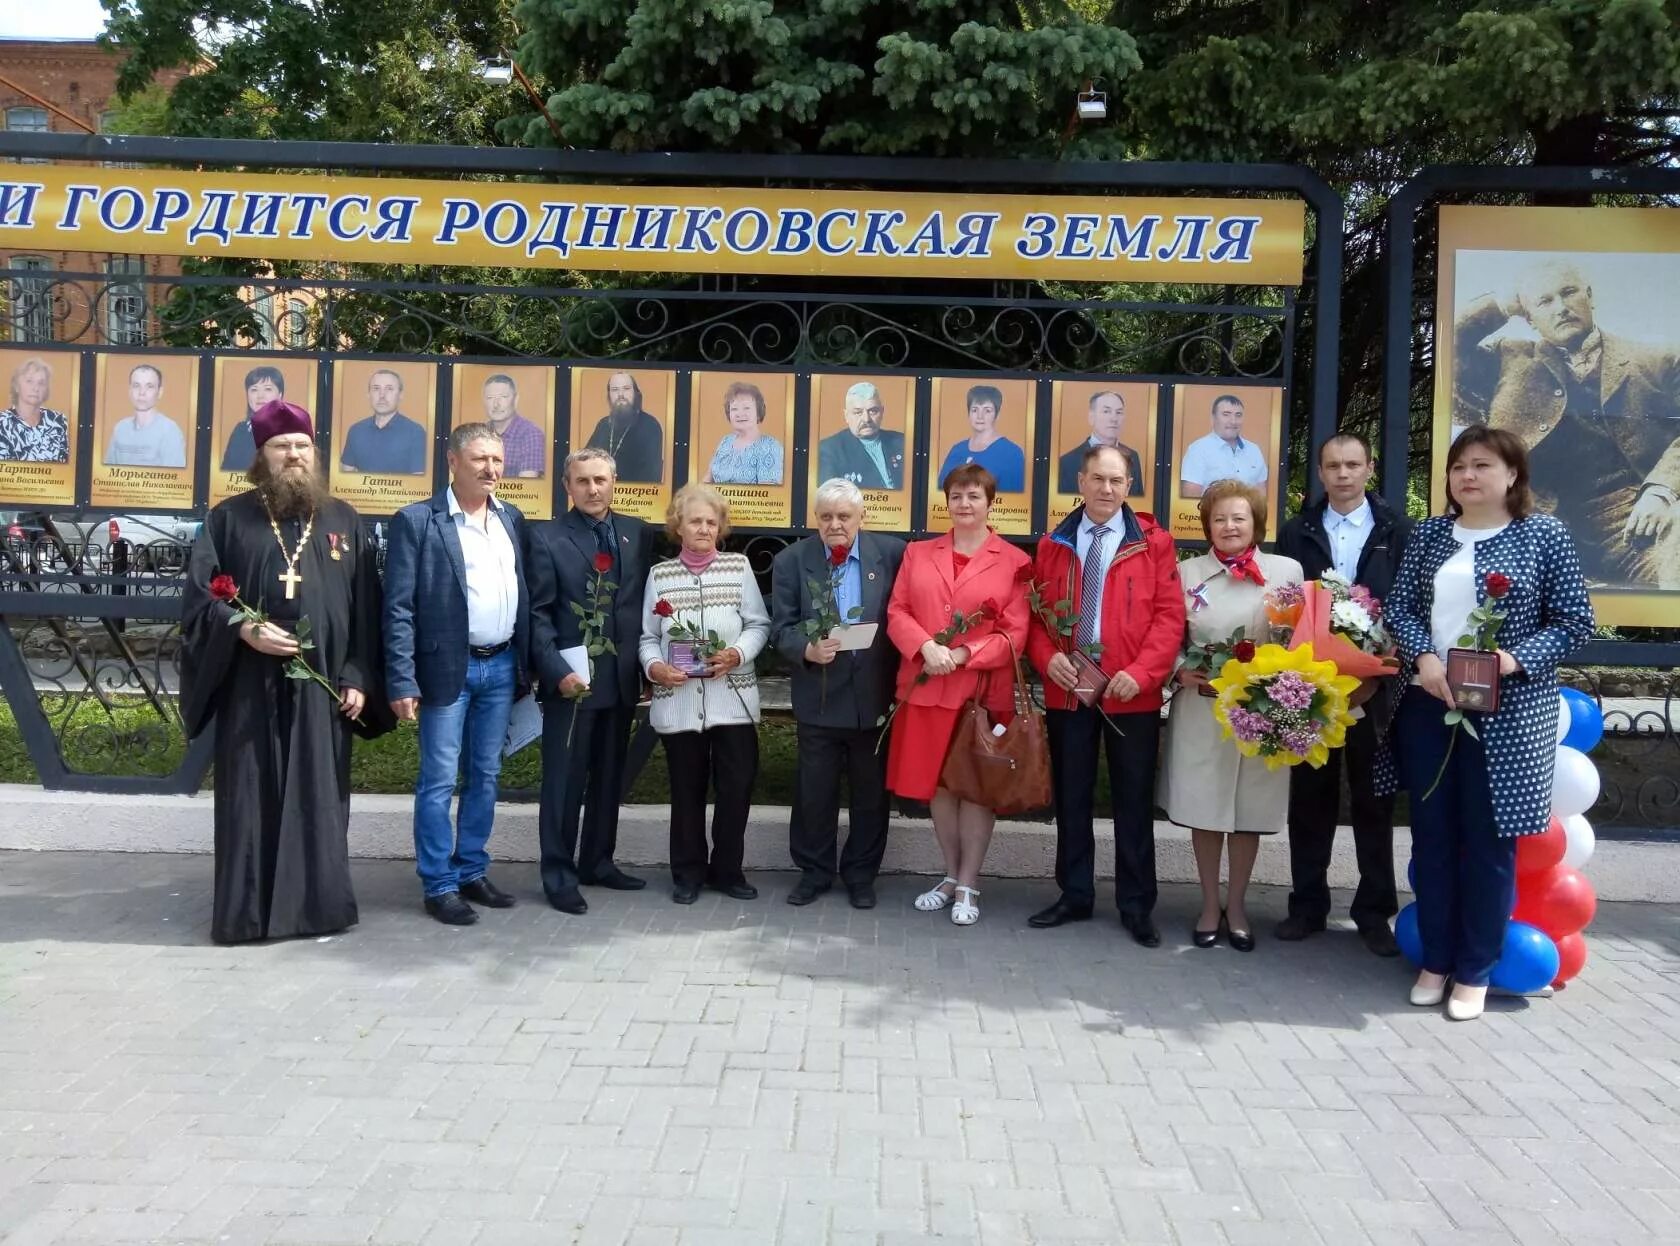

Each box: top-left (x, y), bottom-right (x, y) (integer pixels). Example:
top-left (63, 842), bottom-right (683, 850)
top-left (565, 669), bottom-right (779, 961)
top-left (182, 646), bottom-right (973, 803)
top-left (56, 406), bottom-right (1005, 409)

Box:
top-left (1076, 524), bottom-right (1110, 648)
top-left (593, 518), bottom-right (616, 566)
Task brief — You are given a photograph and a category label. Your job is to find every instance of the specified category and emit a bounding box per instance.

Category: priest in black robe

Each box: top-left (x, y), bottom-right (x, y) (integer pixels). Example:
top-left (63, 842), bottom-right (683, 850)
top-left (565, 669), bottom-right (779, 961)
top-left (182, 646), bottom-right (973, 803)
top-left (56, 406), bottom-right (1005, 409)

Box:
top-left (180, 398), bottom-right (394, 944)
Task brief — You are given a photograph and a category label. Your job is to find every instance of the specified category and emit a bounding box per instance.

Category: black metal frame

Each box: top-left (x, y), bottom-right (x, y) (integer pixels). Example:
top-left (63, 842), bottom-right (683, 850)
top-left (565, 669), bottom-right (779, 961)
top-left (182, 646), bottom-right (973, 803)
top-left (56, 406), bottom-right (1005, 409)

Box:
top-left (2, 131), bottom-right (1341, 795)
top-left (1381, 163), bottom-right (1680, 668)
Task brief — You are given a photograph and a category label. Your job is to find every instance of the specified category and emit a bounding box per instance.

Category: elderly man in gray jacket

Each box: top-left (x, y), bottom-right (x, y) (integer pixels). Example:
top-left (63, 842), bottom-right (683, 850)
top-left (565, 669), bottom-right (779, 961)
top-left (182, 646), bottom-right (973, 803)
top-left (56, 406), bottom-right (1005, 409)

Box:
top-left (770, 478), bottom-right (905, 910)
top-left (1454, 257), bottom-right (1680, 588)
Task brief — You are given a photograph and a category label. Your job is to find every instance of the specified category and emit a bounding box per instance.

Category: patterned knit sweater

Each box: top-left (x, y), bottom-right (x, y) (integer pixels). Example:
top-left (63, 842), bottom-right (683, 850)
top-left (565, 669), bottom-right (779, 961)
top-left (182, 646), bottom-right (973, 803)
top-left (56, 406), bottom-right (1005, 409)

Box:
top-left (637, 553), bottom-right (770, 734)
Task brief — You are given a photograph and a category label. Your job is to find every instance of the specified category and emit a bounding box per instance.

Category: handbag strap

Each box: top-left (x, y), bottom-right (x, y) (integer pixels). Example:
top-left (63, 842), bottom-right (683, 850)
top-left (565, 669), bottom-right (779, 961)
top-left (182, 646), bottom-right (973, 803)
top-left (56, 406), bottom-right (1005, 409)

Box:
top-left (980, 630), bottom-right (1033, 717)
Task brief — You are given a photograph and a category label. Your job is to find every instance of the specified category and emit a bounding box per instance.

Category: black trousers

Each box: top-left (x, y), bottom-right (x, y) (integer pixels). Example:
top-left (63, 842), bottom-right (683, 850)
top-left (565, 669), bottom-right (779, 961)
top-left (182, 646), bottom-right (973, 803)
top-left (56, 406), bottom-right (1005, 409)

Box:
top-left (788, 723), bottom-right (890, 888)
top-left (1047, 705), bottom-right (1160, 920)
top-left (537, 701), bottom-right (631, 897)
top-left (663, 725), bottom-right (759, 887)
top-left (1284, 708), bottom-right (1397, 928)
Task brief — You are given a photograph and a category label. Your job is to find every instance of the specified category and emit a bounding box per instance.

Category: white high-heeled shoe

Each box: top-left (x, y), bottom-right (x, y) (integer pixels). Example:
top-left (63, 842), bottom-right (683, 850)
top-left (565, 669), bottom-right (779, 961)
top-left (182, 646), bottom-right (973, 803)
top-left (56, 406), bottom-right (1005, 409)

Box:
top-left (1410, 973), bottom-right (1449, 1007)
top-left (950, 885), bottom-right (980, 926)
top-left (914, 877), bottom-right (958, 912)
top-left (1446, 984), bottom-right (1487, 1021)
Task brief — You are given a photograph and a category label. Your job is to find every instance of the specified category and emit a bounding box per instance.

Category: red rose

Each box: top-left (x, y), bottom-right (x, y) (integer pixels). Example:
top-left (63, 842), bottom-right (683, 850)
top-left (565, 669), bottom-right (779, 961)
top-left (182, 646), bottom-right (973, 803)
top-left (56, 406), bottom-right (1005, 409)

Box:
top-left (653, 599), bottom-right (675, 618)
top-left (1485, 572), bottom-right (1511, 599)
top-left (593, 552), bottom-right (614, 575)
top-left (1233, 639), bottom-right (1257, 662)
top-left (209, 574), bottom-right (239, 603)
top-left (1015, 563), bottom-right (1035, 584)
top-left (829, 544), bottom-right (849, 568)
top-left (981, 597), bottom-right (1002, 618)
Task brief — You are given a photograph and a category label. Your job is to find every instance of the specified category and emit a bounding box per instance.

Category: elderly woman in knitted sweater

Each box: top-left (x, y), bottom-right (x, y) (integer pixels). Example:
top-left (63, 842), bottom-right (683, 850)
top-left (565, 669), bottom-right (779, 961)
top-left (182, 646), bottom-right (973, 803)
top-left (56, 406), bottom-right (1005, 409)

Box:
top-left (639, 483), bottom-right (771, 905)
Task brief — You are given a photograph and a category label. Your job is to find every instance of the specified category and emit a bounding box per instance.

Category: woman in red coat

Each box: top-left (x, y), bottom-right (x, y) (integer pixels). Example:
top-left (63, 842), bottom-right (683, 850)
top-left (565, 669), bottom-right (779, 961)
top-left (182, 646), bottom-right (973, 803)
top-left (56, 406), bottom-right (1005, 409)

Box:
top-left (884, 463), bottom-right (1032, 926)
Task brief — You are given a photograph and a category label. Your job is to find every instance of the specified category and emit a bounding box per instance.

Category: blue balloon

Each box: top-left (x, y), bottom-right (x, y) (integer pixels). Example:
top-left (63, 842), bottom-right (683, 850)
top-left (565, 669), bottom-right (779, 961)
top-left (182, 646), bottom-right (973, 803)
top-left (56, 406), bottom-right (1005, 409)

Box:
top-left (1489, 921), bottom-right (1561, 994)
top-left (1558, 688), bottom-right (1604, 754)
top-left (1395, 902), bottom-right (1422, 966)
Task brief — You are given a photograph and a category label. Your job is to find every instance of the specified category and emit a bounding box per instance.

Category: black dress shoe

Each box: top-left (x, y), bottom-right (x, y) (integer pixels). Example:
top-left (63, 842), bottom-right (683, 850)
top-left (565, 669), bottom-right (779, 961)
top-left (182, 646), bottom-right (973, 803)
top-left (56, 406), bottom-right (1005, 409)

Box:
top-left (424, 892), bottom-right (478, 926)
top-left (1121, 913), bottom-right (1162, 948)
top-left (787, 879), bottom-right (831, 906)
top-left (672, 882), bottom-right (701, 905)
top-left (1192, 920), bottom-right (1221, 948)
top-left (846, 882), bottom-right (877, 910)
top-left (546, 887), bottom-right (588, 915)
top-left (1225, 913), bottom-right (1256, 953)
top-left (709, 879), bottom-right (758, 901)
top-left (1358, 923), bottom-right (1401, 958)
top-left (1274, 913), bottom-right (1326, 942)
top-left (460, 876), bottom-right (517, 909)
top-left (1028, 898), bottom-right (1094, 929)
top-left (582, 867), bottom-right (647, 891)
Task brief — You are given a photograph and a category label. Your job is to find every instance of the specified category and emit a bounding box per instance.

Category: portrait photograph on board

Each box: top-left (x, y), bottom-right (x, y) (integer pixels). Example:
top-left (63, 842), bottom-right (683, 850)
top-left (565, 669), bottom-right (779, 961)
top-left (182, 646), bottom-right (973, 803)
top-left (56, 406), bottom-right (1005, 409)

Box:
top-left (90, 352), bottom-right (199, 510)
top-left (1165, 382), bottom-right (1285, 541)
top-left (0, 347), bottom-right (80, 508)
top-left (925, 376), bottom-right (1036, 535)
top-left (210, 355), bottom-right (320, 507)
top-left (1435, 204), bottom-right (1680, 625)
top-left (329, 358), bottom-right (438, 512)
top-left (452, 362), bottom-right (556, 521)
top-left (1048, 379), bottom-right (1158, 516)
top-left (688, 370), bottom-right (795, 528)
top-left (808, 372), bottom-right (917, 531)
top-left (567, 365), bottom-right (674, 522)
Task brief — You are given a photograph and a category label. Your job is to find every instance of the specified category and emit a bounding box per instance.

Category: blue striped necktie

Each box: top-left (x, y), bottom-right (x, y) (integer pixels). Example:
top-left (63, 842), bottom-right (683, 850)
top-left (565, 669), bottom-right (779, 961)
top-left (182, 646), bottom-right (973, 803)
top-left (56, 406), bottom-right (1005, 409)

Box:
top-left (1076, 524), bottom-right (1110, 648)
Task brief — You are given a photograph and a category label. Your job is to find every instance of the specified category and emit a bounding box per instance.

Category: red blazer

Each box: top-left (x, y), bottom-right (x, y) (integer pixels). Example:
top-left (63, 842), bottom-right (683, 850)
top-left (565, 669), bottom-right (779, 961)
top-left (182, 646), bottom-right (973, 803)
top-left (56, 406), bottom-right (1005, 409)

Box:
top-left (1026, 505), bottom-right (1185, 714)
top-left (886, 530), bottom-right (1031, 711)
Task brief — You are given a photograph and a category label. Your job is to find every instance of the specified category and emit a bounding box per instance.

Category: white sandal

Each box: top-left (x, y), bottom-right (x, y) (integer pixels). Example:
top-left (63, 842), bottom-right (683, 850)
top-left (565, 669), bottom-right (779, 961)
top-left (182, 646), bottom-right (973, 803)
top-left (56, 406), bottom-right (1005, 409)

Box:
top-left (914, 877), bottom-right (958, 911)
top-left (950, 886), bottom-right (980, 926)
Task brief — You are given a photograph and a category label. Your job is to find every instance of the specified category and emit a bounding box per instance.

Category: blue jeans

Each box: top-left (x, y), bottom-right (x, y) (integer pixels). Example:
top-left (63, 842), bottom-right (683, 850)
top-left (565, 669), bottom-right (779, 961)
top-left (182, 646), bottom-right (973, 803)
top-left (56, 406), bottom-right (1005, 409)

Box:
top-left (1398, 686), bottom-right (1518, 985)
top-left (414, 648), bottom-right (516, 897)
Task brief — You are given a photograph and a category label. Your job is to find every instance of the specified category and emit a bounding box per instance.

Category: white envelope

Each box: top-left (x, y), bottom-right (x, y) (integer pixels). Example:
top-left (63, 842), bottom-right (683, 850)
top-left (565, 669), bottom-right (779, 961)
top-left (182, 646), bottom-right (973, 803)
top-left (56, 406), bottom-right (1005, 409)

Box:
top-left (560, 645), bottom-right (591, 686)
top-left (828, 622), bottom-right (879, 651)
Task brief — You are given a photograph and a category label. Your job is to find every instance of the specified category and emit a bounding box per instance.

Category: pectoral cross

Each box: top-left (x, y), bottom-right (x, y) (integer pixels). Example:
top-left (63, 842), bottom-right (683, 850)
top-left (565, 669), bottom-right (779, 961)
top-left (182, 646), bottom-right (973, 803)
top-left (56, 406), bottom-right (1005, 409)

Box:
top-left (278, 567), bottom-right (302, 600)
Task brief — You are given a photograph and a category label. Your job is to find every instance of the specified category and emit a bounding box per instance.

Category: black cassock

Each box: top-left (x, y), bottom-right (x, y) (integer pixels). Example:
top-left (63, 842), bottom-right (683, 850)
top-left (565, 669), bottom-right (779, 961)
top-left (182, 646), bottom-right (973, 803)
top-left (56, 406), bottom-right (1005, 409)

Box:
top-left (181, 490), bottom-right (394, 944)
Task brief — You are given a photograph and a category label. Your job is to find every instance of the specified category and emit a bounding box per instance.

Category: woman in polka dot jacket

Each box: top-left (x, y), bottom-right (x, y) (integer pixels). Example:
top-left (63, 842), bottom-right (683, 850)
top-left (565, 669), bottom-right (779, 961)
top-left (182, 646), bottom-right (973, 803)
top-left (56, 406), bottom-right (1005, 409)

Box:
top-left (1377, 427), bottom-right (1593, 1021)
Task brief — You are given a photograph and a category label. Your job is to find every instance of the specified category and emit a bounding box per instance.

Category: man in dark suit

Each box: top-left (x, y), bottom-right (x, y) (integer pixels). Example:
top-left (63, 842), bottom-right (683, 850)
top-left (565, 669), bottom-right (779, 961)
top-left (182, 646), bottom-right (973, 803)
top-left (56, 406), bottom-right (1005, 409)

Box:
top-left (770, 478), bottom-right (905, 908)
top-left (525, 446), bottom-right (656, 914)
top-left (384, 422), bottom-right (530, 926)
top-left (1275, 432), bottom-right (1413, 956)
top-left (816, 381), bottom-right (907, 490)
top-left (584, 371), bottom-right (664, 483)
top-left (1055, 389), bottom-right (1144, 496)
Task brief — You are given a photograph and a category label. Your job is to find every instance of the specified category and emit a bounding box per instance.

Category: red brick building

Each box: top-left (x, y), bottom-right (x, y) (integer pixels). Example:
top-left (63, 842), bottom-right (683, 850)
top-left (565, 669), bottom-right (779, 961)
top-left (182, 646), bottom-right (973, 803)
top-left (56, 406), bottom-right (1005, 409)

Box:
top-left (1, 38), bottom-right (190, 347)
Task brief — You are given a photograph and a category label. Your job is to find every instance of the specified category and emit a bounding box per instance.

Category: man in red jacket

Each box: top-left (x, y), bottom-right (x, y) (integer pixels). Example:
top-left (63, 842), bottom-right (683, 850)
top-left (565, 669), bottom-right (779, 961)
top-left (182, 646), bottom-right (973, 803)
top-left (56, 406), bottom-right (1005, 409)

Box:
top-left (1026, 445), bottom-right (1186, 946)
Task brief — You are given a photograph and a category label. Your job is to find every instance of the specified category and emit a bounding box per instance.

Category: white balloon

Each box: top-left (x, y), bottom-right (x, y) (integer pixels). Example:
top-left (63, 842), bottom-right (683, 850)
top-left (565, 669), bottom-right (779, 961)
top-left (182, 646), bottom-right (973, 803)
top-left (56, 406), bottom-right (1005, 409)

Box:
top-left (1562, 813), bottom-right (1596, 870)
top-left (1555, 695), bottom-right (1572, 745)
top-left (1551, 746), bottom-right (1600, 819)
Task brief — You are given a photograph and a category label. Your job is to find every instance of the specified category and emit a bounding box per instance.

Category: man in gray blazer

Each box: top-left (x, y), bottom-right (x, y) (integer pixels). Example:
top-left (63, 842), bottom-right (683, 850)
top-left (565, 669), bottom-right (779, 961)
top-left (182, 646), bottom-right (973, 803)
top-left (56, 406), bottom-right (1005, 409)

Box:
top-left (770, 478), bottom-right (905, 909)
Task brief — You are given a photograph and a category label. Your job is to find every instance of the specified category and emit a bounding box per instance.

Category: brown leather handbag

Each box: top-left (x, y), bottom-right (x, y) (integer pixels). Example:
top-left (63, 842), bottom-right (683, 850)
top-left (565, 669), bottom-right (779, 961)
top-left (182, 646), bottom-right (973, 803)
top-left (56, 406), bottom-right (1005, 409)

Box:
top-left (939, 638), bottom-right (1053, 815)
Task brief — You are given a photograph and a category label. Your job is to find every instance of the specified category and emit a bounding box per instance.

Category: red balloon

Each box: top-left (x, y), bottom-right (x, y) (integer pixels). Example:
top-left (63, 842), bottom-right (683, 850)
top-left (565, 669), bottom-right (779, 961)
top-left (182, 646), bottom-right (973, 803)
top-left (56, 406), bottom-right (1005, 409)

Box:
top-left (1513, 866), bottom-right (1598, 940)
top-left (1553, 932), bottom-right (1588, 986)
top-left (1516, 818), bottom-right (1568, 877)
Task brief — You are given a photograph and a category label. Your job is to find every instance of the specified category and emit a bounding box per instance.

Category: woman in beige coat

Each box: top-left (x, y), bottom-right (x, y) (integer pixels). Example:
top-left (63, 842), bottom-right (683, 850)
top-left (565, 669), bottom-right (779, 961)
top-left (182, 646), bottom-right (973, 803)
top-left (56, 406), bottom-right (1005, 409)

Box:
top-left (1159, 479), bottom-right (1303, 952)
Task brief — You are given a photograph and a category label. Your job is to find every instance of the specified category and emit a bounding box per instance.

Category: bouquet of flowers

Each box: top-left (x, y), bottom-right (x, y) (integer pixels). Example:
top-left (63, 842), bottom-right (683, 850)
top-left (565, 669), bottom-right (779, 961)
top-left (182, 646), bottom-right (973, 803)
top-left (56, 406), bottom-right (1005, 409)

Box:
top-left (1209, 641), bottom-right (1361, 769)
top-left (1281, 571), bottom-right (1398, 681)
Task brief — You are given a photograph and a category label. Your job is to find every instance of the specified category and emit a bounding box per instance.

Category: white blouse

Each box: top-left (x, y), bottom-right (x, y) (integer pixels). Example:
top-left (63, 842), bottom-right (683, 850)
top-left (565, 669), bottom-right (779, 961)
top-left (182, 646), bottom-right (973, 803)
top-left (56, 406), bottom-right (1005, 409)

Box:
top-left (1429, 522), bottom-right (1508, 658)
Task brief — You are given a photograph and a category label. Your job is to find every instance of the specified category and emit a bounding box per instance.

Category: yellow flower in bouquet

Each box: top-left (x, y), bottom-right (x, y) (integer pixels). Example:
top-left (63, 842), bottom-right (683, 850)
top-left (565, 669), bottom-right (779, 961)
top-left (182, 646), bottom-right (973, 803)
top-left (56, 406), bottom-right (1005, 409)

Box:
top-left (1209, 642), bottom-right (1361, 770)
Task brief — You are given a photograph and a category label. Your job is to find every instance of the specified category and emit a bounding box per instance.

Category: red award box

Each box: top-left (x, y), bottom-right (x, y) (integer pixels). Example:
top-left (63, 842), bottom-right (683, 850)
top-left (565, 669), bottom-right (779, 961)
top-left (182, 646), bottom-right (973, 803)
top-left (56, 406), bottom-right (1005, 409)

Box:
top-left (1069, 649), bottom-right (1107, 707)
top-left (1446, 647), bottom-right (1501, 713)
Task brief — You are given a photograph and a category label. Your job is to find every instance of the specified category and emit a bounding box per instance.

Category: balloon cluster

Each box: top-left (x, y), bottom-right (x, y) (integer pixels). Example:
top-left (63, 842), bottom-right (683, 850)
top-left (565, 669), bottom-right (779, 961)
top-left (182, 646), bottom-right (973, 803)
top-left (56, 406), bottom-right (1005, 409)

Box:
top-left (1397, 687), bottom-right (1603, 993)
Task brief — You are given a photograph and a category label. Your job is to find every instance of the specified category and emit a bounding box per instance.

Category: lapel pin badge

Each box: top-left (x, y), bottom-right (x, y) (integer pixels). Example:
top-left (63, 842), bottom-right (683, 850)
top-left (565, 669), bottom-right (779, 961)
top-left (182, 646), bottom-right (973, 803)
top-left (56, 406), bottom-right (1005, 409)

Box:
top-left (329, 533), bottom-right (342, 560)
top-left (867, 571), bottom-right (877, 580)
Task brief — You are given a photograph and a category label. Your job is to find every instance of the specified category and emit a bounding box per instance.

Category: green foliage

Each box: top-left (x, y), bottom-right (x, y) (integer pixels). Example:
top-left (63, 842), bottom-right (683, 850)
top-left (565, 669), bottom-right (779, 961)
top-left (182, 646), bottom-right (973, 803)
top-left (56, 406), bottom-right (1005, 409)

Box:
top-left (102, 0), bottom-right (524, 145)
top-left (506, 0), bottom-right (1140, 154)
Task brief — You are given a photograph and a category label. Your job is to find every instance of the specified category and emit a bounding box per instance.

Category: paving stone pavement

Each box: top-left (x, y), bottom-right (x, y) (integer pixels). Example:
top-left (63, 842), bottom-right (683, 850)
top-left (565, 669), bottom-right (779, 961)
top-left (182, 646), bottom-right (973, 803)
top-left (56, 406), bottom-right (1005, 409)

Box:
top-left (2, 851), bottom-right (1680, 1246)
